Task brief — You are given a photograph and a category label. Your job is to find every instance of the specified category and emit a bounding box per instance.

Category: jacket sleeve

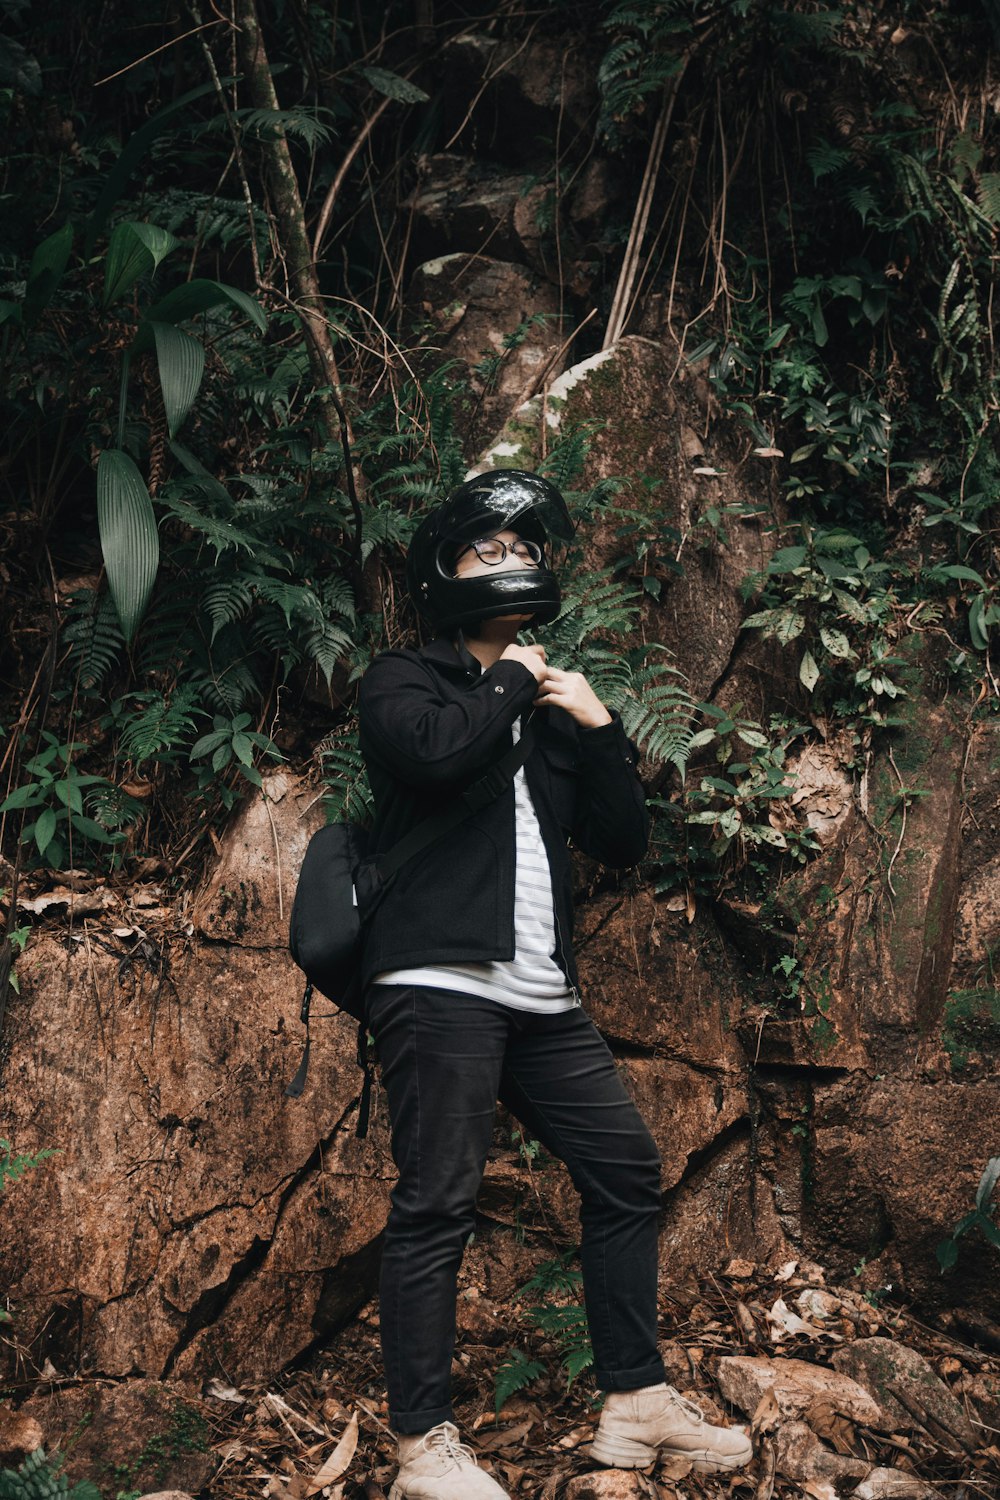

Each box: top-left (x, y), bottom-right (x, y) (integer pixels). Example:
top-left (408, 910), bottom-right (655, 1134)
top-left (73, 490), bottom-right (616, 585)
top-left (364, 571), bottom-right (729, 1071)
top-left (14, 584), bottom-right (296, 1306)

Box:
top-left (358, 649), bottom-right (539, 786)
top-left (570, 713), bottom-right (649, 869)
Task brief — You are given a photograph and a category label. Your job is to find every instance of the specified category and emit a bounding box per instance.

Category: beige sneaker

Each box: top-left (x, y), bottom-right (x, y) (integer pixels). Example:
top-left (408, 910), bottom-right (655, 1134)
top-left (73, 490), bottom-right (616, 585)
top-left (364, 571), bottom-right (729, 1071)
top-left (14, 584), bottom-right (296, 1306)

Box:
top-left (389, 1421), bottom-right (510, 1498)
top-left (590, 1384), bottom-right (753, 1474)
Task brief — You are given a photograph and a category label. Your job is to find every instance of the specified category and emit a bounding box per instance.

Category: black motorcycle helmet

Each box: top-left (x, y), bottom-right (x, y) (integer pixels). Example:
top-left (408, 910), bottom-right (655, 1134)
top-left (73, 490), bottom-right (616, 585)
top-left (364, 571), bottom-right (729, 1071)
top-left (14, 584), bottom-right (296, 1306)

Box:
top-left (406, 469), bottom-right (575, 632)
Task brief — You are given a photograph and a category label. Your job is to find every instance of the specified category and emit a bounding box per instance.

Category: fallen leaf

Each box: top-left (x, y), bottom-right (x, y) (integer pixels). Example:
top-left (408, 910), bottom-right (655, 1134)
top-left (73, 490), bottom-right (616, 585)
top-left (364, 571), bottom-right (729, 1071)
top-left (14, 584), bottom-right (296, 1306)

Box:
top-left (752, 1435), bottom-right (776, 1500)
top-left (736, 1300), bottom-right (760, 1344)
top-left (774, 1260), bottom-right (799, 1282)
top-left (751, 1387), bottom-right (782, 1436)
top-left (478, 1419), bottom-right (534, 1452)
top-left (767, 1297), bottom-right (829, 1342)
top-left (804, 1396), bottom-right (857, 1454)
top-left (205, 1377), bottom-right (247, 1404)
top-left (802, 1481), bottom-right (837, 1500)
top-left (307, 1412), bottom-right (358, 1494)
top-left (723, 1258), bottom-right (757, 1279)
top-left (213, 1439), bottom-right (248, 1461)
top-left (658, 1452), bottom-right (695, 1479)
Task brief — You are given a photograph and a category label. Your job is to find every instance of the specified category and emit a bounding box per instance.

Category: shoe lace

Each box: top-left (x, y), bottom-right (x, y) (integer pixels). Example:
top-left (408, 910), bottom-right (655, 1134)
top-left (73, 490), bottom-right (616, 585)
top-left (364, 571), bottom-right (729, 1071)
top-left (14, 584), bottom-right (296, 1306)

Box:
top-left (665, 1387), bottom-right (708, 1426)
top-left (422, 1423), bottom-right (477, 1469)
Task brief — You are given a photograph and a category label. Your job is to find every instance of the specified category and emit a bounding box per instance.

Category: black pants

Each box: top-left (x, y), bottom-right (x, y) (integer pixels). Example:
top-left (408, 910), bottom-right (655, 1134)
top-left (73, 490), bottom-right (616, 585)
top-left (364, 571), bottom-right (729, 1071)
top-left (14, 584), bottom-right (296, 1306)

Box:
top-left (367, 983), bottom-right (666, 1434)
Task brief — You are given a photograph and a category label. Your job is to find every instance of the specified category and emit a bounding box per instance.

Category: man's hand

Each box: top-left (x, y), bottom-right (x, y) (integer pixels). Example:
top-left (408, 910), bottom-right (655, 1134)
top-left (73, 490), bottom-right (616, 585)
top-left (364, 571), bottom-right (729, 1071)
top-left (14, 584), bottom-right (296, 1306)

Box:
top-left (533, 666), bottom-right (612, 728)
top-left (500, 642), bottom-right (548, 685)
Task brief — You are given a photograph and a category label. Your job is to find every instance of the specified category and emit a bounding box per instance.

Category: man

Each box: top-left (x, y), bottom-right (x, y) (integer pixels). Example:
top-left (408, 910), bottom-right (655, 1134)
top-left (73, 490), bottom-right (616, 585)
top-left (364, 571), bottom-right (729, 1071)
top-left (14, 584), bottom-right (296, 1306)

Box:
top-left (357, 470), bottom-right (752, 1498)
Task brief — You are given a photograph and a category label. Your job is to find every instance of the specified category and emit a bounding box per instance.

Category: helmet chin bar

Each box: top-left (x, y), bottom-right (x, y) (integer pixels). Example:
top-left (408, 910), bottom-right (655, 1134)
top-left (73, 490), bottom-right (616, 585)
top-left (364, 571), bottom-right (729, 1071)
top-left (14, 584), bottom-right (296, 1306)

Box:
top-left (416, 550), bottom-right (561, 632)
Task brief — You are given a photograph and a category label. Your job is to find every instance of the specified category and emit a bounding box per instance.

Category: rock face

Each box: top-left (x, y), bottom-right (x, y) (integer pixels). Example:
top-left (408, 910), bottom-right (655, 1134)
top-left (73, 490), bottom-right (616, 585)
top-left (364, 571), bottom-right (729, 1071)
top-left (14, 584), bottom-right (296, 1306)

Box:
top-left (2, 335), bottom-right (999, 1396)
top-left (406, 253), bottom-right (567, 447)
top-left (17, 1381), bottom-right (214, 1495)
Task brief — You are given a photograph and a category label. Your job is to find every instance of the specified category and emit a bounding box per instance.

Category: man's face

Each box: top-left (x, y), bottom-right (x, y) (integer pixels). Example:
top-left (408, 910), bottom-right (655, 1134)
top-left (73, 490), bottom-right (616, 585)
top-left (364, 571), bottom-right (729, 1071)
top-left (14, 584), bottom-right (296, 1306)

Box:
top-left (452, 528), bottom-right (541, 578)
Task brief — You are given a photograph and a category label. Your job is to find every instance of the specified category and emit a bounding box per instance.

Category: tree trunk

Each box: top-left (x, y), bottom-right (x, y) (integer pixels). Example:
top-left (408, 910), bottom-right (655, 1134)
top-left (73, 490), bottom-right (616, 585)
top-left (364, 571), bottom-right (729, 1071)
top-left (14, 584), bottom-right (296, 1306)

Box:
top-left (233, 0), bottom-right (344, 447)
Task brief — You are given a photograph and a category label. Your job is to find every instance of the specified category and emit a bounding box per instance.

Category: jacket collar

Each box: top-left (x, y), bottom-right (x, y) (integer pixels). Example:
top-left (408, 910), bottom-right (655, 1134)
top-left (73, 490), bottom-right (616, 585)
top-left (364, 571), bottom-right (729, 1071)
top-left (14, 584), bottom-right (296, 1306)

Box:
top-left (418, 634), bottom-right (482, 675)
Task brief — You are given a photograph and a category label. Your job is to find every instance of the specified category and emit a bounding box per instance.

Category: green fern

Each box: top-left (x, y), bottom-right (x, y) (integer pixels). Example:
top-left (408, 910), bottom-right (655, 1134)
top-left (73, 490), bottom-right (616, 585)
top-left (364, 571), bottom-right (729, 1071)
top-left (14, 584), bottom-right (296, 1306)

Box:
top-left (63, 589), bottom-right (124, 692)
top-left (189, 657), bottom-right (261, 716)
top-left (0, 1448), bottom-right (101, 1500)
top-left (493, 1348), bottom-right (545, 1416)
top-left (318, 730), bottom-right (372, 824)
top-left (230, 105), bottom-right (337, 150)
top-left (536, 568), bottom-right (642, 657)
top-left (303, 619), bottom-right (354, 686)
top-left (619, 658), bottom-right (699, 772)
top-left (527, 1303), bottom-right (593, 1386)
top-left (158, 491), bottom-right (265, 560)
top-left (203, 577), bottom-right (255, 642)
top-left (114, 686), bottom-right (202, 767)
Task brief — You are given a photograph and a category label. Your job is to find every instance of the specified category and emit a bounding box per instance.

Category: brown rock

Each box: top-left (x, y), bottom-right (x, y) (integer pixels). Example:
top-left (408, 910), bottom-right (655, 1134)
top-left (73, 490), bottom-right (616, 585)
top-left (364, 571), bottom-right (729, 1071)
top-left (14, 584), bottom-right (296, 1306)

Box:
top-left (773, 1420), bottom-right (869, 1484)
top-left (193, 769), bottom-right (322, 947)
top-left (455, 1291), bottom-right (507, 1347)
top-left (831, 1338), bottom-right (979, 1452)
top-left (407, 254), bottom-right (566, 445)
top-left (18, 1382), bottom-right (213, 1495)
top-left (717, 1356), bottom-right (884, 1428)
top-left (578, 886), bottom-right (746, 1066)
top-left (0, 1404), bottom-right (44, 1464)
top-left (404, 154), bottom-right (533, 264)
top-left (439, 33), bottom-right (596, 167)
top-left (852, 1469), bottom-right (938, 1499)
top-left (805, 1076), bottom-right (1000, 1315)
top-left (658, 1135), bottom-right (795, 1284)
top-left (568, 158), bottom-right (623, 239)
top-left (1, 932), bottom-right (392, 1383)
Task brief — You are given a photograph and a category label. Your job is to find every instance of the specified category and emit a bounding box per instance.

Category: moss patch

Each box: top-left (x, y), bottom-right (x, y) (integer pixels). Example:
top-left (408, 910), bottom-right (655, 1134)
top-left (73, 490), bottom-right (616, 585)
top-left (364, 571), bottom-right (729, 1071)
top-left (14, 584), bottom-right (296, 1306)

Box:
top-left (942, 988), bottom-right (1000, 1072)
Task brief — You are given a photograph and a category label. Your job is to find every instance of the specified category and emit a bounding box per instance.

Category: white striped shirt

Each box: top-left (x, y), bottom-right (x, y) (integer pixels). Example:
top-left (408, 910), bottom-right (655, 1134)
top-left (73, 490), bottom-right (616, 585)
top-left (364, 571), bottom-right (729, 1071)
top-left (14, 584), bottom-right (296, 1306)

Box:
top-left (373, 720), bottom-right (579, 1012)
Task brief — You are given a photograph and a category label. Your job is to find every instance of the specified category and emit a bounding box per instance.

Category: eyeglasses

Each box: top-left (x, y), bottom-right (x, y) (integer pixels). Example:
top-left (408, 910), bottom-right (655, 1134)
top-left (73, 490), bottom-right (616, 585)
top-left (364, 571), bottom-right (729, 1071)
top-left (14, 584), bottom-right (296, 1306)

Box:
top-left (455, 537), bottom-right (544, 567)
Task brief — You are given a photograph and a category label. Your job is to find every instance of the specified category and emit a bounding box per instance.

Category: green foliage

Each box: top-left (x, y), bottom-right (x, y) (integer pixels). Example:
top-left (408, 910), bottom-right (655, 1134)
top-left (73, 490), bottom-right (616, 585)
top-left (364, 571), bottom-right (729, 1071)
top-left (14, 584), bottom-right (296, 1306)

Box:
top-left (668, 708), bottom-right (818, 879)
top-left (936, 1158), bottom-right (1000, 1273)
top-left (190, 714), bottom-right (283, 795)
top-left (740, 525), bottom-right (907, 725)
top-left (0, 1450), bottom-right (100, 1500)
top-left (494, 1250), bottom-right (593, 1413)
top-left (108, 687), bottom-right (203, 770)
top-left (1, 0), bottom-right (998, 896)
top-left (317, 733), bottom-right (372, 826)
top-left (0, 1139), bottom-right (59, 1194)
top-left (493, 1347), bottom-right (545, 1416)
top-left (0, 734), bottom-right (142, 868)
top-left (3, 921), bottom-right (31, 995)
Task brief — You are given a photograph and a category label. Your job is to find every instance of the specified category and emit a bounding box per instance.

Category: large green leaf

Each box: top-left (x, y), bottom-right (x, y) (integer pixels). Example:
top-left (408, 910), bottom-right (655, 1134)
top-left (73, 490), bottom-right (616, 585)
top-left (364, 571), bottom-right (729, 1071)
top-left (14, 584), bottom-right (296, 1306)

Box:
top-left (23, 223), bottom-right (73, 323)
top-left (150, 322), bottom-right (205, 437)
top-left (96, 449), bottom-right (160, 641)
top-left (139, 278), bottom-right (267, 339)
top-left (103, 222), bottom-right (179, 308)
top-left (358, 65), bottom-right (430, 104)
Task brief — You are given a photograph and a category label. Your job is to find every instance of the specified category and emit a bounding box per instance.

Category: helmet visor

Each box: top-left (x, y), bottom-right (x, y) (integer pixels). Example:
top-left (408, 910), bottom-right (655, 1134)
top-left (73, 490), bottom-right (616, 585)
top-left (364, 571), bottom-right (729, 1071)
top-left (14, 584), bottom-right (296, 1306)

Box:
top-left (438, 470), bottom-right (576, 549)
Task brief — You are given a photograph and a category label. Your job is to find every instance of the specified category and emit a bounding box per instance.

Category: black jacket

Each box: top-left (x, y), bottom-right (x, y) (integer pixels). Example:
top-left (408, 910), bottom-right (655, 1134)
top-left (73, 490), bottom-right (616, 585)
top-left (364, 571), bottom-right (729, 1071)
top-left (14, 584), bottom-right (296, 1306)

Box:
top-left (356, 637), bottom-right (649, 991)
